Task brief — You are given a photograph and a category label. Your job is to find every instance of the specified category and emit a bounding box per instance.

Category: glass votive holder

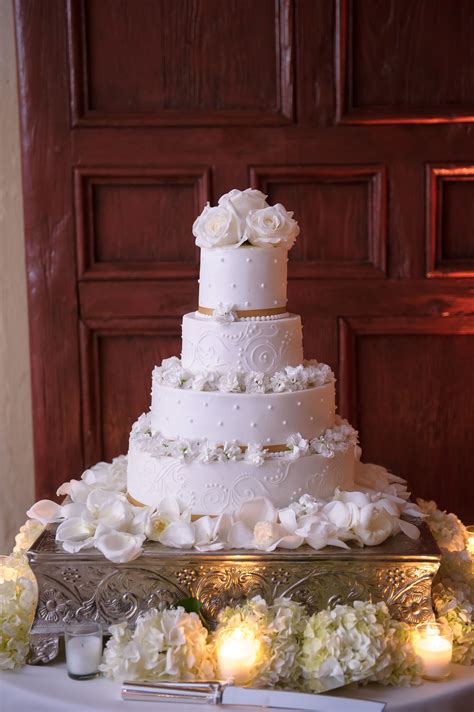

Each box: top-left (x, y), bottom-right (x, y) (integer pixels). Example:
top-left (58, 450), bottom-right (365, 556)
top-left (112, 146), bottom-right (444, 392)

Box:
top-left (413, 622), bottom-right (453, 681)
top-left (64, 623), bottom-right (103, 680)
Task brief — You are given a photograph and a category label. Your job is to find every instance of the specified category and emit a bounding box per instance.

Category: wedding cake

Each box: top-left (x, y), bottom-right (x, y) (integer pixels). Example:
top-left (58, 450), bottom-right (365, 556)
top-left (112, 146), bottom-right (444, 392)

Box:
top-left (127, 189), bottom-right (358, 515)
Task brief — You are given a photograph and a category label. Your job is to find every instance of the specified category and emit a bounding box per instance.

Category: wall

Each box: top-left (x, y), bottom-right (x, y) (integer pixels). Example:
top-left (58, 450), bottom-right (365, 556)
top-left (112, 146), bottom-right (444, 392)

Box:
top-left (0, 0), bottom-right (34, 553)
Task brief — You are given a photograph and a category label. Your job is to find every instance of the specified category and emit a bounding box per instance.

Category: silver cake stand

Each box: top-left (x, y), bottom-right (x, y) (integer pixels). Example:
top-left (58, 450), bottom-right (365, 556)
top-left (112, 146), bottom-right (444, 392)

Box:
top-left (27, 522), bottom-right (440, 664)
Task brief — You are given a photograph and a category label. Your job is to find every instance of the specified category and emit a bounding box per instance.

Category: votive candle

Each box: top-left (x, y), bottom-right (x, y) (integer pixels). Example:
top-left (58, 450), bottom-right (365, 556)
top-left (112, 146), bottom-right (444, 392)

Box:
top-left (216, 626), bottom-right (260, 685)
top-left (64, 623), bottom-right (103, 680)
top-left (413, 622), bottom-right (453, 680)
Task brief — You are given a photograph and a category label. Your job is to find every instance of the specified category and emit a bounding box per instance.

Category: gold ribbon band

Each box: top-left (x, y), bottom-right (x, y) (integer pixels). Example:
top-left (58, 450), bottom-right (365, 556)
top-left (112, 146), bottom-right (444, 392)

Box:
top-left (198, 305), bottom-right (287, 317)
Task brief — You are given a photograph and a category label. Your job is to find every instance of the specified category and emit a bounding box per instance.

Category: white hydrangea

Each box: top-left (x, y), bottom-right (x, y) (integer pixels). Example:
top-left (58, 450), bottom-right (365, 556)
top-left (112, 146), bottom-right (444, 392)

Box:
top-left (299, 601), bottom-right (420, 692)
top-left (214, 596), bottom-right (307, 687)
top-left (100, 608), bottom-right (215, 681)
top-left (0, 573), bottom-right (37, 670)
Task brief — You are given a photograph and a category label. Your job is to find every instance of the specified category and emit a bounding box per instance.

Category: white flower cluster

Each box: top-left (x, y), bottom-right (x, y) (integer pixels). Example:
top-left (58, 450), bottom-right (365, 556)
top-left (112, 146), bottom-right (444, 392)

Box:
top-left (417, 498), bottom-right (474, 665)
top-left (132, 413), bottom-right (356, 466)
top-left (153, 357), bottom-right (334, 394)
top-left (193, 189), bottom-right (299, 250)
top-left (100, 607), bottom-right (215, 681)
top-left (228, 490), bottom-right (421, 552)
top-left (215, 595), bottom-right (307, 687)
top-left (288, 418), bottom-right (358, 460)
top-left (25, 453), bottom-right (421, 563)
top-left (433, 581), bottom-right (474, 665)
top-left (299, 601), bottom-right (421, 691)
top-left (0, 559), bottom-right (37, 671)
top-left (99, 595), bottom-right (421, 689)
top-left (212, 302), bottom-right (239, 322)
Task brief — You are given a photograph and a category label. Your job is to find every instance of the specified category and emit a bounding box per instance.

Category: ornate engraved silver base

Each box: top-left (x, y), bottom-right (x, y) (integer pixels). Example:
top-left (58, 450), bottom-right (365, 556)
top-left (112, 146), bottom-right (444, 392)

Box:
top-left (27, 523), bottom-right (440, 664)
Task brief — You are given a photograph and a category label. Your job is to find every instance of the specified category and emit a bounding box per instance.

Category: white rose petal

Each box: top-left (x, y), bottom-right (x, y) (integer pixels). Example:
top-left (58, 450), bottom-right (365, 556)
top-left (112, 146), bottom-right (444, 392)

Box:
top-left (398, 518), bottom-right (421, 540)
top-left (26, 499), bottom-right (63, 525)
top-left (158, 521), bottom-right (195, 548)
top-left (218, 188), bottom-right (268, 215)
top-left (95, 531), bottom-right (144, 563)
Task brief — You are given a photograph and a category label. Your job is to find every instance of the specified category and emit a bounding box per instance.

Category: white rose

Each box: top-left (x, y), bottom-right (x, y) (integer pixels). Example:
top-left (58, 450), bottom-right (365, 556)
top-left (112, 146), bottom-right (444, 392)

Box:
top-left (245, 203), bottom-right (300, 248)
top-left (218, 188), bottom-right (268, 215)
top-left (193, 203), bottom-right (244, 248)
top-left (353, 504), bottom-right (396, 546)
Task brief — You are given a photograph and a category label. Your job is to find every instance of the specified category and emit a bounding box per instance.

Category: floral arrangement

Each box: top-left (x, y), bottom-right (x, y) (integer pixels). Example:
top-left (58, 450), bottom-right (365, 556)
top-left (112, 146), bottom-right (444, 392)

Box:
top-left (299, 600), bottom-right (420, 691)
top-left (192, 189), bottom-right (299, 250)
top-left (417, 499), bottom-right (474, 665)
top-left (0, 494), bottom-right (473, 678)
top-left (131, 412), bottom-right (357, 466)
top-left (25, 455), bottom-right (421, 563)
top-left (100, 607), bottom-right (215, 682)
top-left (98, 596), bottom-right (420, 691)
top-left (153, 357), bottom-right (334, 394)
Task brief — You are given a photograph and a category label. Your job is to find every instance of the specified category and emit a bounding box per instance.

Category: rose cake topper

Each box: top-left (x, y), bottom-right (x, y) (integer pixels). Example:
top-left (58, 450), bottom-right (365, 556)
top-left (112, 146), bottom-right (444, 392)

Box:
top-left (193, 188), bottom-right (300, 249)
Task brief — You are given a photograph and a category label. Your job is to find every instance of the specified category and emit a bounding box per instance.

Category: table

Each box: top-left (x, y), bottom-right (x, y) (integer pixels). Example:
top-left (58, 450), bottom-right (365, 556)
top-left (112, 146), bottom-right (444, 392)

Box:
top-left (1, 662), bottom-right (473, 712)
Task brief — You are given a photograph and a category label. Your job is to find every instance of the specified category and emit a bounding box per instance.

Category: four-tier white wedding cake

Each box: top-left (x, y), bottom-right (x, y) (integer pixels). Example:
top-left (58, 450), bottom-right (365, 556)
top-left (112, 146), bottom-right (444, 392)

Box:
top-left (127, 189), bottom-right (358, 515)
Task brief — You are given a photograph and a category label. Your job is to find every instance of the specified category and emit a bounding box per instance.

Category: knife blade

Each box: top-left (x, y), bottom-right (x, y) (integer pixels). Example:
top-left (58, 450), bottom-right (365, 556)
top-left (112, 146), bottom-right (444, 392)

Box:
top-left (221, 685), bottom-right (386, 711)
top-left (121, 680), bottom-right (386, 711)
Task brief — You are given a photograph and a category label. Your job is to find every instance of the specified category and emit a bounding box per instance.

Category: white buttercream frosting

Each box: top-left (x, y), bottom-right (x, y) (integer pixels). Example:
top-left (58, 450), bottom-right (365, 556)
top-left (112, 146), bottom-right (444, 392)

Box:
top-left (126, 188), bottom-right (357, 516)
top-left (198, 245), bottom-right (288, 312)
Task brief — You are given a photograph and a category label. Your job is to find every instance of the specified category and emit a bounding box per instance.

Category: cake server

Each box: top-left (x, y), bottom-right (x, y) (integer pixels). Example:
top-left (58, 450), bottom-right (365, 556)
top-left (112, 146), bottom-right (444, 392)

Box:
top-left (121, 680), bottom-right (386, 711)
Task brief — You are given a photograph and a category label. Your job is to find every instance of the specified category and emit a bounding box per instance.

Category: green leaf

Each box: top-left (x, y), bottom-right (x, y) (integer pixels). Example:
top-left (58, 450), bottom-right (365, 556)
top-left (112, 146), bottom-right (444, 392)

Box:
top-left (173, 597), bottom-right (210, 629)
top-left (174, 597), bottom-right (202, 614)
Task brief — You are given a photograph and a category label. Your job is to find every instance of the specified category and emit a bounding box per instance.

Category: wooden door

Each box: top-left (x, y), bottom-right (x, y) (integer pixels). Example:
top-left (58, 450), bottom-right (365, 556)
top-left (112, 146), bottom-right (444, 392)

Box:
top-left (15, 0), bottom-right (474, 520)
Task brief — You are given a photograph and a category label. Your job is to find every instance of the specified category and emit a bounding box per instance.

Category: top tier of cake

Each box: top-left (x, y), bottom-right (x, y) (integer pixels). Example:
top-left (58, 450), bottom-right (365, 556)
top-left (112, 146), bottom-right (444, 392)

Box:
top-left (198, 245), bottom-right (289, 314)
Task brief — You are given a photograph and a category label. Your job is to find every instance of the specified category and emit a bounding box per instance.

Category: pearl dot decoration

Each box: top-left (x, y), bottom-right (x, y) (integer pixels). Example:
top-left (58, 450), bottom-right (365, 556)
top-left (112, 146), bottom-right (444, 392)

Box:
top-left (260, 283), bottom-right (265, 288)
top-left (250, 422), bottom-right (256, 428)
top-left (246, 257), bottom-right (252, 263)
top-left (233, 404), bottom-right (240, 410)
top-left (282, 420), bottom-right (287, 425)
top-left (218, 421), bottom-right (224, 426)
top-left (267, 405), bottom-right (273, 410)
top-left (231, 283), bottom-right (236, 288)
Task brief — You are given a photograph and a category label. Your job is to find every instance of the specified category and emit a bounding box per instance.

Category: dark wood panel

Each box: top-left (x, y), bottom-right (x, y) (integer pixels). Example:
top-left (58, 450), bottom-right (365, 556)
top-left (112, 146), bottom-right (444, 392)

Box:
top-left (337, 0), bottom-right (474, 123)
top-left (252, 165), bottom-right (387, 278)
top-left (427, 165), bottom-right (474, 278)
top-left (75, 167), bottom-right (209, 278)
top-left (80, 319), bottom-right (181, 464)
top-left (68, 0), bottom-right (294, 125)
top-left (79, 279), bottom-right (474, 319)
top-left (15, 0), bottom-right (83, 500)
top-left (339, 317), bottom-right (474, 522)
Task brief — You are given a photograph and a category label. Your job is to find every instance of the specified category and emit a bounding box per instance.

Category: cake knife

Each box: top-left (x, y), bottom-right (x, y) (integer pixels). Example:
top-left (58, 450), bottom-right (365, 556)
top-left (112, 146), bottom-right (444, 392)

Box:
top-left (121, 680), bottom-right (386, 711)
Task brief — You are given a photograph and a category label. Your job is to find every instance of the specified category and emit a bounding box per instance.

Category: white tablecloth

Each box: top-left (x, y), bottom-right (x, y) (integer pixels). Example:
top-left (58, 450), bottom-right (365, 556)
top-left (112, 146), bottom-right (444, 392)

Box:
top-left (1, 662), bottom-right (473, 712)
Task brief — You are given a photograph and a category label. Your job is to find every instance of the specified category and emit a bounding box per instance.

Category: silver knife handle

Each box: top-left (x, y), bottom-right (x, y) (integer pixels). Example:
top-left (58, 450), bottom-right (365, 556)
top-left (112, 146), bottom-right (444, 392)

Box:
top-left (121, 680), bottom-right (224, 705)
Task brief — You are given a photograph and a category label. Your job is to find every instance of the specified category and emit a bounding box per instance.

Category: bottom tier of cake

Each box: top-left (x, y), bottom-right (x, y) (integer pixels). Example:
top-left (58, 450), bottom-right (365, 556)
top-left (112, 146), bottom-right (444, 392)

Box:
top-left (127, 439), bottom-right (355, 515)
